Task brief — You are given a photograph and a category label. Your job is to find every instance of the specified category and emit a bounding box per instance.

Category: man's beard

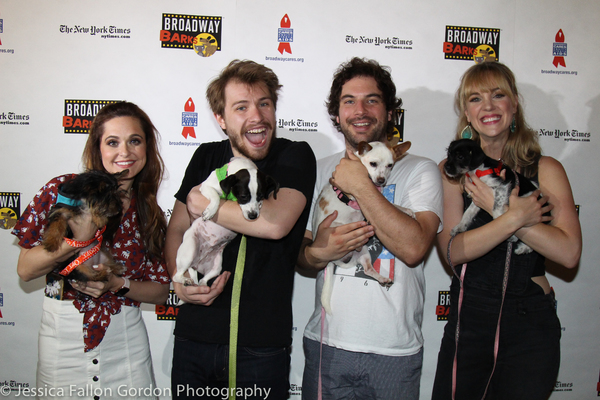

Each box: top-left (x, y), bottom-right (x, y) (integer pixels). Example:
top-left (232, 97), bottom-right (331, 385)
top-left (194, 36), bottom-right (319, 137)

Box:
top-left (228, 126), bottom-right (275, 161)
top-left (342, 117), bottom-right (388, 149)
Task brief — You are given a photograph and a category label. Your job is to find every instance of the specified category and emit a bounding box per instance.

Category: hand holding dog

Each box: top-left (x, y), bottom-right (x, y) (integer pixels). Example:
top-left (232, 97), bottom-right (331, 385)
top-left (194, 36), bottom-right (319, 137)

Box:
top-left (329, 151), bottom-right (370, 197)
top-left (173, 271), bottom-right (231, 306)
top-left (465, 173), bottom-right (554, 229)
top-left (308, 211), bottom-right (374, 270)
top-left (464, 172), bottom-right (498, 216)
top-left (505, 187), bottom-right (554, 229)
top-left (67, 212), bottom-right (99, 243)
top-left (70, 264), bottom-right (118, 298)
top-left (185, 184), bottom-right (211, 221)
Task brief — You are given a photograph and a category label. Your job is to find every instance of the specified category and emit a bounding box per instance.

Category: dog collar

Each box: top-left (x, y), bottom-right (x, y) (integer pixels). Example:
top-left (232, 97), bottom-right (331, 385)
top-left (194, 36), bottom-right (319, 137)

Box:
top-left (333, 186), bottom-right (383, 210)
top-left (475, 160), bottom-right (504, 178)
top-left (59, 226), bottom-right (107, 277)
top-left (333, 187), bottom-right (360, 210)
top-left (215, 163), bottom-right (238, 202)
top-left (56, 191), bottom-right (83, 209)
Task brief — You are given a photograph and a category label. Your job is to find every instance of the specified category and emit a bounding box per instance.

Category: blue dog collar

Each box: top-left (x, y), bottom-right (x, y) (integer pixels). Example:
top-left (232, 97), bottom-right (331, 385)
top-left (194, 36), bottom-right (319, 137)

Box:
top-left (56, 192), bottom-right (83, 208)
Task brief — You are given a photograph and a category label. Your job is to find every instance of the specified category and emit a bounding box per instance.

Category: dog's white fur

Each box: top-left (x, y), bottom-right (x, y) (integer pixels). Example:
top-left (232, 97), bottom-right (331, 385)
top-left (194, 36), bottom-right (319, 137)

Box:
top-left (173, 157), bottom-right (266, 288)
top-left (313, 141), bottom-right (414, 314)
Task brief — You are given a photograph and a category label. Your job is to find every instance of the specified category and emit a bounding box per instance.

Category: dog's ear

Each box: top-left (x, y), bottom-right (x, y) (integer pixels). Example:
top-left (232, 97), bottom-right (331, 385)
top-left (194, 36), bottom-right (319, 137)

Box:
top-left (219, 174), bottom-right (238, 196)
top-left (114, 169), bottom-right (129, 181)
top-left (265, 175), bottom-right (280, 200)
top-left (257, 170), bottom-right (279, 200)
top-left (392, 141), bottom-right (411, 161)
top-left (356, 141), bottom-right (373, 156)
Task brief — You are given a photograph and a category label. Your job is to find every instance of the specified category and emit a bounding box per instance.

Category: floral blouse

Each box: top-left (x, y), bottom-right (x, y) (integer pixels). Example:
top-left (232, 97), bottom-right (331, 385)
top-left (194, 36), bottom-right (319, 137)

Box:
top-left (12, 174), bottom-right (170, 351)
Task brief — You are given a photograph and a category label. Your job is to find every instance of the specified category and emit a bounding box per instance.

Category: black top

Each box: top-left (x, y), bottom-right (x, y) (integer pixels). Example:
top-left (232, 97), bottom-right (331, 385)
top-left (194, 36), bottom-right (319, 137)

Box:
top-left (174, 138), bottom-right (316, 347)
top-left (452, 175), bottom-right (546, 298)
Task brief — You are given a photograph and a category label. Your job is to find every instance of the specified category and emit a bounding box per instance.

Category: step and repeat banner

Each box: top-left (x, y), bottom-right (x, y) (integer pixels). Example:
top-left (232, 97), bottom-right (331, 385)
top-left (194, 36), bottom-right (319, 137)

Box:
top-left (1, 1), bottom-right (599, 398)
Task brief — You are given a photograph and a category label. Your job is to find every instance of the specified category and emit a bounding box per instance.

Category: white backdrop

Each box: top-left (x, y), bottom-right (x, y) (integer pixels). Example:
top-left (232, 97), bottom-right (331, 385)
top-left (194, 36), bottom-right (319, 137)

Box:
top-left (1, 1), bottom-right (599, 398)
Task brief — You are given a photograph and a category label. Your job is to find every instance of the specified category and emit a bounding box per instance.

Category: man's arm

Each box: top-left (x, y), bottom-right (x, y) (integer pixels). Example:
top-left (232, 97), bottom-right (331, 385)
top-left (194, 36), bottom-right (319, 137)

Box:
top-left (331, 154), bottom-right (441, 267)
top-left (186, 185), bottom-right (307, 240)
top-left (297, 213), bottom-right (375, 271)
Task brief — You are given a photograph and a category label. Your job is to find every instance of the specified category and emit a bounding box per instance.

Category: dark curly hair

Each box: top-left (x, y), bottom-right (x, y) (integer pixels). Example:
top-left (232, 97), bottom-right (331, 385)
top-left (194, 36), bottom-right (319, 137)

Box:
top-left (327, 57), bottom-right (402, 136)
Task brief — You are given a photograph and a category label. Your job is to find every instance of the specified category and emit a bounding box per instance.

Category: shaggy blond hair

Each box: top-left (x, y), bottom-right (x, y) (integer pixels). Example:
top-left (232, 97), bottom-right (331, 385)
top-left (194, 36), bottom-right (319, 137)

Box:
top-left (454, 62), bottom-right (541, 178)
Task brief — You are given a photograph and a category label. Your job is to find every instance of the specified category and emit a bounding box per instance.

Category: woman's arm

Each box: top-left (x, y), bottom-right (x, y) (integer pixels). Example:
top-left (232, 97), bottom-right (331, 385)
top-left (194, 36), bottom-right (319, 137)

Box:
top-left (72, 277), bottom-right (170, 304)
top-left (17, 212), bottom-right (99, 281)
top-left (510, 157), bottom-right (581, 268)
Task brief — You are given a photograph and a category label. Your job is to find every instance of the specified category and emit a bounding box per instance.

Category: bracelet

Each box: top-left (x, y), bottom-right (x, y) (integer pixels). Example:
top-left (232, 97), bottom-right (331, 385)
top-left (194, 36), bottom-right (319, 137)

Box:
top-left (113, 277), bottom-right (130, 297)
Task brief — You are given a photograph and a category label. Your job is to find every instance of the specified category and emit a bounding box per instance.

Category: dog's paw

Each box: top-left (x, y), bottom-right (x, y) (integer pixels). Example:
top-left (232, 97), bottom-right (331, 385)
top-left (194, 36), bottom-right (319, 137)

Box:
top-left (201, 201), bottom-right (220, 221)
top-left (378, 278), bottom-right (394, 287)
top-left (182, 277), bottom-right (198, 287)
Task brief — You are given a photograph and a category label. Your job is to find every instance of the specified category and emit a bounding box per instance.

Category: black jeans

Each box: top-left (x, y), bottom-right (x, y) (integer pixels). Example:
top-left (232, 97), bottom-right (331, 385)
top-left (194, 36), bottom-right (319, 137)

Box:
top-left (172, 337), bottom-right (291, 399)
top-left (431, 290), bottom-right (561, 400)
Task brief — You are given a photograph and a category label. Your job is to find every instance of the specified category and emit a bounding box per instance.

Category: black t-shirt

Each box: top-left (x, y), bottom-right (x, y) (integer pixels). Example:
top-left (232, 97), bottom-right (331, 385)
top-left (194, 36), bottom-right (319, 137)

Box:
top-left (174, 138), bottom-right (316, 347)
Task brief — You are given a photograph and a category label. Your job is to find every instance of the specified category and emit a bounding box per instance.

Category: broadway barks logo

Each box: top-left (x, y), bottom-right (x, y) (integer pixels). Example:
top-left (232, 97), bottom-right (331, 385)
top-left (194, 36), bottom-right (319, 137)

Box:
top-left (160, 13), bottom-right (222, 57)
top-left (443, 25), bottom-right (500, 63)
top-left (0, 192), bottom-right (20, 230)
top-left (63, 100), bottom-right (119, 133)
top-left (436, 290), bottom-right (450, 321)
top-left (156, 290), bottom-right (180, 320)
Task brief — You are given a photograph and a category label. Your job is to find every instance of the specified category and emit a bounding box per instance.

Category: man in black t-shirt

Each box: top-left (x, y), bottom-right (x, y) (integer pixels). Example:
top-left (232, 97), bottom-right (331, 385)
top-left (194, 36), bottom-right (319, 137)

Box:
top-left (165, 59), bottom-right (316, 399)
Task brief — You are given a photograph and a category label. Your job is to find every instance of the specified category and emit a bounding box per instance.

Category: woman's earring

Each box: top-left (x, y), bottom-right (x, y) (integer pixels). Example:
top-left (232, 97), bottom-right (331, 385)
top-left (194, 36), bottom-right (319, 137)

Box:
top-left (461, 124), bottom-right (473, 139)
top-left (510, 116), bottom-right (516, 133)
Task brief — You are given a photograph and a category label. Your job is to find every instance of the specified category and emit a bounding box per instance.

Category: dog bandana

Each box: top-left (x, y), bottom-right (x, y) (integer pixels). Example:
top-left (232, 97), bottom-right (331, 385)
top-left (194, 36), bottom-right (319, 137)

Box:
top-left (215, 163), bottom-right (239, 202)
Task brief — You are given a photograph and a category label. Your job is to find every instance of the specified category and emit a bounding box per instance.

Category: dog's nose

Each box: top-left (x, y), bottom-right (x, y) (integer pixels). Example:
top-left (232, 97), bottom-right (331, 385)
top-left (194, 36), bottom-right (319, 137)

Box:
top-left (377, 177), bottom-right (386, 185)
top-left (247, 212), bottom-right (258, 220)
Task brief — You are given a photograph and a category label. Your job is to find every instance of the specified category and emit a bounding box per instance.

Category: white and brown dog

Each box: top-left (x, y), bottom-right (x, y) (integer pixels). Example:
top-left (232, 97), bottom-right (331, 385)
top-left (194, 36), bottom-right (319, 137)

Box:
top-left (173, 157), bottom-right (279, 288)
top-left (444, 138), bottom-right (548, 255)
top-left (314, 141), bottom-right (414, 314)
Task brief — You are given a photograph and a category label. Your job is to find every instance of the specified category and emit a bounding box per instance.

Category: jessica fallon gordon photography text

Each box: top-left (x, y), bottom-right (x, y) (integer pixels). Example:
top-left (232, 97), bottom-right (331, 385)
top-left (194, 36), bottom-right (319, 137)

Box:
top-left (4, 384), bottom-right (171, 397)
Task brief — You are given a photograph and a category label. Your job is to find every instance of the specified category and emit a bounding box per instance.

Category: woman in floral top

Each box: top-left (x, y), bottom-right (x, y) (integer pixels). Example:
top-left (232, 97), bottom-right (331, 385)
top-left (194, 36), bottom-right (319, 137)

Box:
top-left (13, 102), bottom-right (170, 399)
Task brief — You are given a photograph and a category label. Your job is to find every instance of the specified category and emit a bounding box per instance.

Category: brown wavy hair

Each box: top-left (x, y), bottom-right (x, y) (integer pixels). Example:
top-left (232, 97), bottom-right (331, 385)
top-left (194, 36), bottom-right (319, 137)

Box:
top-left (82, 101), bottom-right (166, 260)
top-left (327, 57), bottom-right (402, 137)
top-left (206, 59), bottom-right (282, 117)
top-left (454, 61), bottom-right (542, 178)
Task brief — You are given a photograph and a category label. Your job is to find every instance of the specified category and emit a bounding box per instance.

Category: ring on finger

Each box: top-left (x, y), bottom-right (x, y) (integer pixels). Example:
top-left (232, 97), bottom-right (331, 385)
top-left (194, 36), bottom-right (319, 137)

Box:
top-left (467, 191), bottom-right (473, 198)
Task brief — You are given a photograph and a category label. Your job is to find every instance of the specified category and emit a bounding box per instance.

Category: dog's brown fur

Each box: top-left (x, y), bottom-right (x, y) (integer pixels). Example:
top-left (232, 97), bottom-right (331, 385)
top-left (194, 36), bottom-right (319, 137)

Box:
top-left (43, 170), bottom-right (127, 282)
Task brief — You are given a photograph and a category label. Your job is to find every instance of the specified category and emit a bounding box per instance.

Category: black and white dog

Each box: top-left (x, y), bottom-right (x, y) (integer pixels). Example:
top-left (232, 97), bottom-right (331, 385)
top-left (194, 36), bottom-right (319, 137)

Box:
top-left (444, 138), bottom-right (546, 255)
top-left (173, 157), bottom-right (279, 288)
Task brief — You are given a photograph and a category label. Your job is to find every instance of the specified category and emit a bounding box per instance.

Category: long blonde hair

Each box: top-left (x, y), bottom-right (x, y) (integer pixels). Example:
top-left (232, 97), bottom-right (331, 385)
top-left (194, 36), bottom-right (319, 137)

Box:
top-left (454, 62), bottom-right (542, 178)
